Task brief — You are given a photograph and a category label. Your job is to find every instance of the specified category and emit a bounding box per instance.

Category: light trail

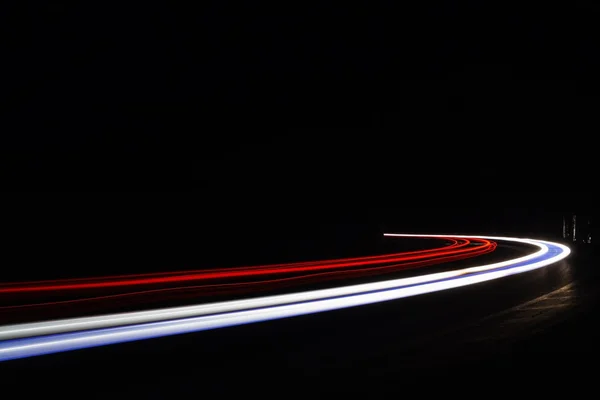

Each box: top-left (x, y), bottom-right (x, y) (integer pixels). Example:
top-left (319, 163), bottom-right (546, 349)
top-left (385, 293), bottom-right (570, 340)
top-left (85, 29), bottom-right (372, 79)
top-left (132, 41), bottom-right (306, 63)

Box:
top-left (0, 238), bottom-right (492, 322)
top-left (0, 244), bottom-right (494, 314)
top-left (0, 237), bottom-right (482, 294)
top-left (0, 234), bottom-right (570, 362)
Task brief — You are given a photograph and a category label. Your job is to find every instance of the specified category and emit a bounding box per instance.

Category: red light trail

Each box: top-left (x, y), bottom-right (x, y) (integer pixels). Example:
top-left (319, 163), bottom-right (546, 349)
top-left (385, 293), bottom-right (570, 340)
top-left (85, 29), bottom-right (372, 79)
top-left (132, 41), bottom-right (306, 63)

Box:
top-left (0, 238), bottom-right (496, 324)
top-left (0, 238), bottom-right (491, 294)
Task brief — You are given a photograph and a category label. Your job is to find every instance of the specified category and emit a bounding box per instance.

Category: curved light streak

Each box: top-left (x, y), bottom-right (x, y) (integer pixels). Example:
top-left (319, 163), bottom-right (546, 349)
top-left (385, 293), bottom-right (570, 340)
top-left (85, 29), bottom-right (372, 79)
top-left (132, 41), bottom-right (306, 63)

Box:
top-left (0, 238), bottom-right (493, 322)
top-left (0, 234), bottom-right (570, 362)
top-left (0, 243), bottom-right (493, 313)
top-left (0, 238), bottom-right (475, 294)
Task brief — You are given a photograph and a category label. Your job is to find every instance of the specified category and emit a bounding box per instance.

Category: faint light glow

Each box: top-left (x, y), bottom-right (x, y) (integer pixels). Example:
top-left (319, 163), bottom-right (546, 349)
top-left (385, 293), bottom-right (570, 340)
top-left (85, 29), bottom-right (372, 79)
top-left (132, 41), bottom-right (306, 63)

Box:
top-left (587, 219), bottom-right (591, 244)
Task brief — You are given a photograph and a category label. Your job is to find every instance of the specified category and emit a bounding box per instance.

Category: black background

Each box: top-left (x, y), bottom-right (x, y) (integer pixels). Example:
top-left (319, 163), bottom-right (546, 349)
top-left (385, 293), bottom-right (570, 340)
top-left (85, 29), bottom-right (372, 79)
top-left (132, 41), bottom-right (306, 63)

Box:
top-left (1, 2), bottom-right (595, 280)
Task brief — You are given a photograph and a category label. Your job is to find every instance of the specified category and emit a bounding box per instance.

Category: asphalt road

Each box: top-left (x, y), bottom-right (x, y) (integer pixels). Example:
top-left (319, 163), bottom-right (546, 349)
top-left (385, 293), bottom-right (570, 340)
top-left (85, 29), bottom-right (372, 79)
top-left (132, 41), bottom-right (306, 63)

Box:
top-left (1, 243), bottom-right (594, 398)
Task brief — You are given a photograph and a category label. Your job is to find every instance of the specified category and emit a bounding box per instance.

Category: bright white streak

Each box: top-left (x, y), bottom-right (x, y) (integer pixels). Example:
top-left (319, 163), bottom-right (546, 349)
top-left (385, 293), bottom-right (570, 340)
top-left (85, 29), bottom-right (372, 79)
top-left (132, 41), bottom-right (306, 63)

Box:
top-left (0, 235), bottom-right (570, 361)
top-left (0, 235), bottom-right (568, 341)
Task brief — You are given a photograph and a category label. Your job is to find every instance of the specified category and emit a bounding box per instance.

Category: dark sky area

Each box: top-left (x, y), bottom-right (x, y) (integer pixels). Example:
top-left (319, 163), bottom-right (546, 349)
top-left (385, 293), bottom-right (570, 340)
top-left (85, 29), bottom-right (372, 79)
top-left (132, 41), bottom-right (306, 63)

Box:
top-left (1, 3), bottom-right (594, 277)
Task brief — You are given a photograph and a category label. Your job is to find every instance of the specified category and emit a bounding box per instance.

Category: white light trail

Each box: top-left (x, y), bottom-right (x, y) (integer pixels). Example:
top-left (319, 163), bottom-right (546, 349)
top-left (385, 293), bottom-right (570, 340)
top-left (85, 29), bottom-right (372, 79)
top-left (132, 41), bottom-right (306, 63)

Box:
top-left (0, 234), bottom-right (570, 362)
